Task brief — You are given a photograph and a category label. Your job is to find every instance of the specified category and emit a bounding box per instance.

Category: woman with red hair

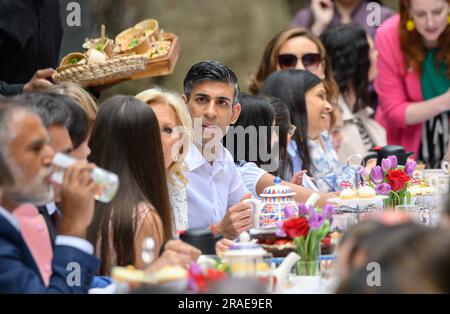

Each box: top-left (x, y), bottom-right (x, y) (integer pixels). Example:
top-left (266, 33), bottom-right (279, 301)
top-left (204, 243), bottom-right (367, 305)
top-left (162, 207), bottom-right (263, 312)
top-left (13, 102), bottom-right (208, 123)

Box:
top-left (375, 0), bottom-right (450, 168)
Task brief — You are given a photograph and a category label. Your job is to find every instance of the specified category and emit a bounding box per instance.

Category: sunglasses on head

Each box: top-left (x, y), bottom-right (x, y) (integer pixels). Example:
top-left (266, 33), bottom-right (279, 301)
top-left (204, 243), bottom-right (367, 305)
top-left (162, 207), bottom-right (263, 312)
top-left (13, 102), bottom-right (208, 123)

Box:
top-left (277, 53), bottom-right (322, 71)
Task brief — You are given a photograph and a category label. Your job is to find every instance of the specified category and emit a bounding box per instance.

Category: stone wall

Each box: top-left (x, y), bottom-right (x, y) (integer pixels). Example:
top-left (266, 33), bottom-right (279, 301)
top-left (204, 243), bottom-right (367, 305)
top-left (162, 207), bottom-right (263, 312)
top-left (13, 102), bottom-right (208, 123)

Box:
top-left (58, 0), bottom-right (397, 99)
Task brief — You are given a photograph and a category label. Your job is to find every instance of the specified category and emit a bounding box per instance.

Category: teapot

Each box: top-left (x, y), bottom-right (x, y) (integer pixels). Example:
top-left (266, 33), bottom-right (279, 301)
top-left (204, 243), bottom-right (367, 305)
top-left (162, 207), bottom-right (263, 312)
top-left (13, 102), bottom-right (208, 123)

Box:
top-left (244, 177), bottom-right (298, 229)
top-left (223, 232), bottom-right (300, 292)
top-left (363, 145), bottom-right (414, 166)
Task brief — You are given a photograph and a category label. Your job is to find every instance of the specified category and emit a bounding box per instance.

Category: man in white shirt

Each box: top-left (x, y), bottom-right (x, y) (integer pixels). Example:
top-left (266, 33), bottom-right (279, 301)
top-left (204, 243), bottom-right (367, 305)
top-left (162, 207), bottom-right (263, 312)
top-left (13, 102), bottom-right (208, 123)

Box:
top-left (182, 61), bottom-right (252, 239)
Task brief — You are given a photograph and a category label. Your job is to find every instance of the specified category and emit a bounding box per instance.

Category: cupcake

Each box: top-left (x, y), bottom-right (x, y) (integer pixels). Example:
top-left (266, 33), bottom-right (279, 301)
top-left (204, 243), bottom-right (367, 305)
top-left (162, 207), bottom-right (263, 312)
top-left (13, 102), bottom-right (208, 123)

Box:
top-left (340, 188), bottom-right (356, 200)
top-left (357, 186), bottom-right (376, 198)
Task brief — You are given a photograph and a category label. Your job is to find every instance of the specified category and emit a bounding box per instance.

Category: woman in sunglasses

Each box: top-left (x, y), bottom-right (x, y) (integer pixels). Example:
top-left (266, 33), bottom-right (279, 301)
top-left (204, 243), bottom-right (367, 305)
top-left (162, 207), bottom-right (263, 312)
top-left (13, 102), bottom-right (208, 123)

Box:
top-left (320, 24), bottom-right (387, 164)
top-left (260, 69), bottom-right (354, 192)
top-left (249, 27), bottom-right (339, 108)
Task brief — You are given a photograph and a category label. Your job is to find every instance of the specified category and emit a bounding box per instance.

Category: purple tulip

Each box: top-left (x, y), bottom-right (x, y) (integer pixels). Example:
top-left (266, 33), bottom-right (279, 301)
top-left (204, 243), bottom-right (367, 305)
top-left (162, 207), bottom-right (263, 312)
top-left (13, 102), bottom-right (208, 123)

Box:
top-left (370, 166), bottom-right (384, 184)
top-left (322, 204), bottom-right (334, 219)
top-left (388, 155), bottom-right (398, 169)
top-left (189, 262), bottom-right (201, 275)
top-left (404, 161), bottom-right (417, 176)
top-left (283, 205), bottom-right (296, 219)
top-left (322, 204), bottom-right (334, 224)
top-left (275, 221), bottom-right (287, 237)
top-left (358, 166), bottom-right (368, 178)
top-left (381, 158), bottom-right (392, 171)
top-left (309, 213), bottom-right (325, 230)
top-left (298, 203), bottom-right (310, 216)
top-left (375, 183), bottom-right (392, 195)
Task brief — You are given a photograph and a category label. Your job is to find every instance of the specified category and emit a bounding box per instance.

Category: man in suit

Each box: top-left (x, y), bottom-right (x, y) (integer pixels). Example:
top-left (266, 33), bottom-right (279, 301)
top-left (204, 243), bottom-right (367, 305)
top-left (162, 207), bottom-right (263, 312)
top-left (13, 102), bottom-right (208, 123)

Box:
top-left (13, 92), bottom-right (75, 245)
top-left (0, 98), bottom-right (99, 293)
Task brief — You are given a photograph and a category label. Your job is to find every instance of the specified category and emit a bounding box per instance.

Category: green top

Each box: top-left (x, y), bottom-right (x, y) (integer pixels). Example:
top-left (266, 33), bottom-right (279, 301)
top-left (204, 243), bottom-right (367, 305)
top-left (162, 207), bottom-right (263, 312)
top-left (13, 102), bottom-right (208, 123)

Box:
top-left (421, 49), bottom-right (449, 100)
top-left (419, 49), bottom-right (449, 168)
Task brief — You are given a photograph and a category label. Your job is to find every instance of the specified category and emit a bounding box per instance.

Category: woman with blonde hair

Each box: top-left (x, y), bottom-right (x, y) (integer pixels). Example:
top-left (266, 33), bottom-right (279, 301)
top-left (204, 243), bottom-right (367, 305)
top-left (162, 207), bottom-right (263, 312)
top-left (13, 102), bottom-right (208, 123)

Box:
top-left (136, 87), bottom-right (193, 232)
top-left (46, 82), bottom-right (98, 128)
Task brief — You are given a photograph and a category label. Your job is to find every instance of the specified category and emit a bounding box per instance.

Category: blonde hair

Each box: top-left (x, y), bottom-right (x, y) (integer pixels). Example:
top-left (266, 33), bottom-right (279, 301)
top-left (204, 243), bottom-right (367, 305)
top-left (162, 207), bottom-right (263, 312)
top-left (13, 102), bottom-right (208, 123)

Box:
top-left (46, 82), bottom-right (98, 128)
top-left (135, 87), bottom-right (193, 187)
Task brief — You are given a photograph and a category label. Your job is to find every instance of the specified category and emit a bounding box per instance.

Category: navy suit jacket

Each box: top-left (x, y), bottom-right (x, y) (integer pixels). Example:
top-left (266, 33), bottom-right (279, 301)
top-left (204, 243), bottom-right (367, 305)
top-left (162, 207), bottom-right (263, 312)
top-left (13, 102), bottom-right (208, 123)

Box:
top-left (0, 214), bottom-right (99, 293)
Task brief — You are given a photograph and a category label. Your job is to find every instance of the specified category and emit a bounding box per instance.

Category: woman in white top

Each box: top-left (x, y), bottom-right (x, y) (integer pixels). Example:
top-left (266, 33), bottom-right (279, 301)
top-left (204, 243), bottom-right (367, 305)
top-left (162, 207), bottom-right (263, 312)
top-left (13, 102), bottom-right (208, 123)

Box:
top-left (136, 88), bottom-right (193, 232)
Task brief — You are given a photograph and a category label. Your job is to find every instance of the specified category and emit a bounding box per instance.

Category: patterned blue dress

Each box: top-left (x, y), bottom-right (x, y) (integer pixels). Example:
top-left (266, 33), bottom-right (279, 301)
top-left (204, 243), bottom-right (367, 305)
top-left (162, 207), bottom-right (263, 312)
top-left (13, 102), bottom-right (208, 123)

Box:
top-left (309, 132), bottom-right (355, 192)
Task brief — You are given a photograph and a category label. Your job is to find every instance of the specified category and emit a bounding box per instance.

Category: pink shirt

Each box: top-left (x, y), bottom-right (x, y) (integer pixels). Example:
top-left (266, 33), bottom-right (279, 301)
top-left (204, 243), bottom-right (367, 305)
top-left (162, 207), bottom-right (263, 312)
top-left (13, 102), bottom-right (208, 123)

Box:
top-left (374, 15), bottom-right (423, 158)
top-left (14, 204), bottom-right (53, 286)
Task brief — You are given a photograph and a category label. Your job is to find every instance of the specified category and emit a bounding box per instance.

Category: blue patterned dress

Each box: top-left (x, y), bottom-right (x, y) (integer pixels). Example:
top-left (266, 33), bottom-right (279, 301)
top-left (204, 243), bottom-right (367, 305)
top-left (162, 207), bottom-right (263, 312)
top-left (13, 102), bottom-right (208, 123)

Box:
top-left (309, 132), bottom-right (355, 192)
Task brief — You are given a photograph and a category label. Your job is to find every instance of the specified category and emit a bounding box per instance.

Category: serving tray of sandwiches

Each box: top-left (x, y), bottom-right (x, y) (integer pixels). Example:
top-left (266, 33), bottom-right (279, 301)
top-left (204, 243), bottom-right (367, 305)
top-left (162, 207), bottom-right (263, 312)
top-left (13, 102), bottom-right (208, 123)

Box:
top-left (53, 20), bottom-right (180, 87)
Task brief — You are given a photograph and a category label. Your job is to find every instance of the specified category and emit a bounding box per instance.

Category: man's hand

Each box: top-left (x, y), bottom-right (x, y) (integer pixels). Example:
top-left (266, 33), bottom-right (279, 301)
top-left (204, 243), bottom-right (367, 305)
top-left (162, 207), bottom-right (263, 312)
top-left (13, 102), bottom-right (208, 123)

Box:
top-left (148, 239), bottom-right (201, 271)
top-left (215, 193), bottom-right (253, 239)
top-left (58, 161), bottom-right (97, 238)
top-left (215, 238), bottom-right (235, 256)
top-left (23, 68), bottom-right (55, 92)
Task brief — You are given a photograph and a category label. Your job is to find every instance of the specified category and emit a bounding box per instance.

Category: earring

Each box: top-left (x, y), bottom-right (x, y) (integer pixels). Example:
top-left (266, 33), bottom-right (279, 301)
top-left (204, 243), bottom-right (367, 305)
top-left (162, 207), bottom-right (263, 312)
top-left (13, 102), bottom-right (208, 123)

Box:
top-left (448, 14), bottom-right (450, 24)
top-left (406, 19), bottom-right (415, 31)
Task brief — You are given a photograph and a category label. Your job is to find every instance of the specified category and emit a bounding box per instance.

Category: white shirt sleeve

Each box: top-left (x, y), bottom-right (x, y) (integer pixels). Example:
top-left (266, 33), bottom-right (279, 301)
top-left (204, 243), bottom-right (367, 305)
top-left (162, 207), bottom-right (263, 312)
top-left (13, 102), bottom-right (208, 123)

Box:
top-left (236, 162), bottom-right (267, 197)
top-left (55, 236), bottom-right (94, 255)
top-left (225, 148), bottom-right (251, 207)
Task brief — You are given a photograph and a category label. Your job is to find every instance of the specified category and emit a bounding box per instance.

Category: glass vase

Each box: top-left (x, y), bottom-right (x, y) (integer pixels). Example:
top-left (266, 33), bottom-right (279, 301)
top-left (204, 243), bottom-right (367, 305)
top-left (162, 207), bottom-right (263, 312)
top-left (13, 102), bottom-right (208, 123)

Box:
top-left (295, 260), bottom-right (319, 276)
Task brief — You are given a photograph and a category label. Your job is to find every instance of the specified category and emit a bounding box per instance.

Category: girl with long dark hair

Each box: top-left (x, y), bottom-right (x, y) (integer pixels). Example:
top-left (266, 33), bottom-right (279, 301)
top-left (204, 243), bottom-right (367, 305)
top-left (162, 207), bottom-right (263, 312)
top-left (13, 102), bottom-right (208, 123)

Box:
top-left (87, 95), bottom-right (173, 275)
top-left (223, 93), bottom-right (336, 205)
top-left (260, 70), bottom-right (353, 192)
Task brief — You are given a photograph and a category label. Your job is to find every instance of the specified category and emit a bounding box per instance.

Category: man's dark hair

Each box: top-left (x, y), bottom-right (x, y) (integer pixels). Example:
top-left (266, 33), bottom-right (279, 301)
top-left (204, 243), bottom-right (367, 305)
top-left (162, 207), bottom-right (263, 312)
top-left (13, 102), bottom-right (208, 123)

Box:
top-left (12, 92), bottom-right (70, 128)
top-left (45, 92), bottom-right (89, 149)
top-left (183, 60), bottom-right (240, 104)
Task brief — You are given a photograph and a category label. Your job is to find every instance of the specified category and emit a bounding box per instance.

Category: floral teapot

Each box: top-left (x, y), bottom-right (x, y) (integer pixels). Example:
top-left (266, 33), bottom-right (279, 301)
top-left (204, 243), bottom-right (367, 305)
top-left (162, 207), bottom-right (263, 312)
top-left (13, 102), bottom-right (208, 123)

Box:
top-left (244, 177), bottom-right (298, 229)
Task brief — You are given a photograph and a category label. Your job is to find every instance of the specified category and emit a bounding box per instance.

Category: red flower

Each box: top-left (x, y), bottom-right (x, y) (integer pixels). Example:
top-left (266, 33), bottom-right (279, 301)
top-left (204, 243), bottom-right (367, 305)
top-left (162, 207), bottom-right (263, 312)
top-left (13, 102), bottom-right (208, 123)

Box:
top-left (282, 217), bottom-right (310, 238)
top-left (386, 169), bottom-right (410, 192)
top-left (321, 236), bottom-right (331, 247)
top-left (206, 269), bottom-right (226, 281)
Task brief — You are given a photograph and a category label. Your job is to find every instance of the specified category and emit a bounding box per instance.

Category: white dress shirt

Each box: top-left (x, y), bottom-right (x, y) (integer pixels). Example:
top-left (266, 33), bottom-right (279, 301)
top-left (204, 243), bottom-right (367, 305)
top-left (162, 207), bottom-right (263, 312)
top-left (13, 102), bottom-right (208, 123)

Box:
top-left (0, 205), bottom-right (93, 255)
top-left (184, 144), bottom-right (250, 229)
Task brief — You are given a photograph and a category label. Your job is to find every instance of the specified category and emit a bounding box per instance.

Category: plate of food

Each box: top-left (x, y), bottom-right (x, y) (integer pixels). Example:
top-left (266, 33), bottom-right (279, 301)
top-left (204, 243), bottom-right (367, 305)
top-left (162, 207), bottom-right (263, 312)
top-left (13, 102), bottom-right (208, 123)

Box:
top-left (111, 265), bottom-right (189, 293)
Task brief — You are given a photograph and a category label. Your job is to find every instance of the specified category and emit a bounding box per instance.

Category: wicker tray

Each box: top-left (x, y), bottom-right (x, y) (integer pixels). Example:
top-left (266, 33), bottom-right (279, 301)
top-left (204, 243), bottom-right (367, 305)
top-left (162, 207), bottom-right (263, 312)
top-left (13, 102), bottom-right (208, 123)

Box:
top-left (53, 33), bottom-right (180, 87)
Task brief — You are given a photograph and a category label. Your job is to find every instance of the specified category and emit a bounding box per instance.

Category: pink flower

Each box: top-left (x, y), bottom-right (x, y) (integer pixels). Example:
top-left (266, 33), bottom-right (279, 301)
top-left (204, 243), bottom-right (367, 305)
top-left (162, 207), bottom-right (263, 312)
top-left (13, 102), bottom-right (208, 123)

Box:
top-left (404, 161), bottom-right (417, 176)
top-left (298, 203), bottom-right (311, 216)
top-left (358, 166), bottom-right (368, 178)
top-left (381, 158), bottom-right (392, 171)
top-left (309, 213), bottom-right (325, 230)
top-left (388, 156), bottom-right (398, 169)
top-left (283, 205), bottom-right (296, 219)
top-left (370, 166), bottom-right (384, 184)
top-left (375, 183), bottom-right (391, 195)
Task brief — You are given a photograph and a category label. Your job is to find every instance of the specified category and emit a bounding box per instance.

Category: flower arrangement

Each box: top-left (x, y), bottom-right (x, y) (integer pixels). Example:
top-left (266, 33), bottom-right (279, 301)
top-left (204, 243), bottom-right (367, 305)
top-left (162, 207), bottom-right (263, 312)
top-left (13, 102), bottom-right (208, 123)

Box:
top-left (188, 260), bottom-right (228, 293)
top-left (363, 156), bottom-right (416, 208)
top-left (276, 203), bottom-right (334, 275)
